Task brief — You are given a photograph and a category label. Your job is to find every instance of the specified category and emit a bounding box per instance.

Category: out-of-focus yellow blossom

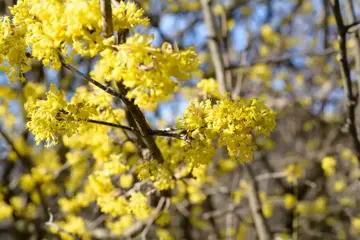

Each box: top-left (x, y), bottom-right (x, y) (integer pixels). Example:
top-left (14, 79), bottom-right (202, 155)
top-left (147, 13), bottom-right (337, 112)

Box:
top-left (97, 194), bottom-right (128, 216)
top-left (218, 158), bottom-right (237, 172)
top-left (261, 24), bottom-right (278, 43)
top-left (128, 192), bottom-right (152, 220)
top-left (58, 193), bottom-right (91, 213)
top-left (187, 179), bottom-right (206, 204)
top-left (19, 174), bottom-right (36, 192)
top-left (197, 78), bottom-right (221, 98)
top-left (119, 174), bottom-right (134, 188)
top-left (313, 196), bottom-right (328, 214)
top-left (156, 228), bottom-right (174, 240)
top-left (156, 211), bottom-right (171, 226)
top-left (259, 45), bottom-right (270, 57)
top-left (0, 201), bottom-right (13, 220)
top-left (106, 215), bottom-right (134, 235)
top-left (136, 161), bottom-right (175, 190)
top-left (232, 190), bottom-right (244, 204)
top-left (260, 192), bottom-right (273, 218)
top-left (88, 172), bottom-right (113, 196)
top-left (23, 82), bottom-right (45, 100)
top-left (10, 196), bottom-right (25, 215)
top-left (56, 215), bottom-right (90, 240)
top-left (284, 193), bottom-right (296, 209)
top-left (171, 180), bottom-right (187, 204)
top-left (351, 217), bottom-right (360, 236)
top-left (0, 85), bottom-right (17, 100)
top-left (236, 223), bottom-right (249, 240)
top-left (341, 148), bottom-right (356, 162)
top-left (24, 203), bottom-right (37, 219)
top-left (227, 19), bottom-right (236, 30)
top-left (296, 201), bottom-right (311, 216)
top-left (250, 64), bottom-right (272, 81)
top-left (334, 179), bottom-right (346, 192)
top-left (339, 197), bottom-right (356, 208)
top-left (285, 164), bottom-right (302, 183)
top-left (212, 4), bottom-right (224, 16)
top-left (322, 156), bottom-right (336, 177)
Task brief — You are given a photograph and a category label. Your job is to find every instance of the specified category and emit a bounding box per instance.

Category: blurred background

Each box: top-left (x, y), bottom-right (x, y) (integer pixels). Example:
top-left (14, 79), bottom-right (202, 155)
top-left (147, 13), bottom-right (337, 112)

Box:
top-left (1, 0), bottom-right (360, 239)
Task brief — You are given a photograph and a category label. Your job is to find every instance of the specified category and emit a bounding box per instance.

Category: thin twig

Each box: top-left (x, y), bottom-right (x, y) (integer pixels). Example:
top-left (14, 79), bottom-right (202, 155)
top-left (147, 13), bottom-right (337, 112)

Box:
top-left (140, 197), bottom-right (167, 240)
top-left (88, 119), bottom-right (139, 132)
top-left (227, 48), bottom-right (336, 70)
top-left (345, 20), bottom-right (360, 32)
top-left (61, 62), bottom-right (123, 100)
top-left (46, 211), bottom-right (81, 240)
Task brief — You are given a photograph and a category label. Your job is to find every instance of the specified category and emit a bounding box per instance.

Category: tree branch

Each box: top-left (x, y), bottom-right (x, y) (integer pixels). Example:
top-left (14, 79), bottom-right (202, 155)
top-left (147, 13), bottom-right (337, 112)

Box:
top-left (330, 0), bottom-right (360, 161)
top-left (200, 0), bottom-right (227, 94)
top-left (244, 164), bottom-right (272, 240)
top-left (88, 119), bottom-right (188, 141)
top-left (227, 48), bottom-right (336, 70)
top-left (100, 0), bottom-right (113, 38)
top-left (99, 0), bottom-right (165, 163)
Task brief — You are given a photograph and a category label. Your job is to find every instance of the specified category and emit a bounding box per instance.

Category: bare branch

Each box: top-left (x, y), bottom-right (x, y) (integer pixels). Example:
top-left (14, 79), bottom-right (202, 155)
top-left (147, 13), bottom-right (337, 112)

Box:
top-left (244, 164), bottom-right (272, 240)
top-left (100, 0), bottom-right (113, 38)
top-left (200, 0), bottom-right (227, 94)
top-left (330, 0), bottom-right (360, 161)
top-left (227, 48), bottom-right (336, 70)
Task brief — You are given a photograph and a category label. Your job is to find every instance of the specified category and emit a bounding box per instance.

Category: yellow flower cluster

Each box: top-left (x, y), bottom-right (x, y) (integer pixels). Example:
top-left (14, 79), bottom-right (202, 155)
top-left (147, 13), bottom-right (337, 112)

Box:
top-left (8, 0), bottom-right (148, 70)
top-left (0, 16), bottom-right (30, 82)
top-left (58, 193), bottom-right (91, 214)
top-left (128, 192), bottom-right (152, 220)
top-left (0, 201), bottom-right (13, 220)
top-left (106, 215), bottom-right (134, 236)
top-left (92, 35), bottom-right (198, 109)
top-left (136, 161), bottom-right (175, 190)
top-left (322, 156), bottom-right (336, 177)
top-left (25, 84), bottom-right (97, 147)
top-left (179, 97), bottom-right (276, 162)
top-left (55, 215), bottom-right (90, 240)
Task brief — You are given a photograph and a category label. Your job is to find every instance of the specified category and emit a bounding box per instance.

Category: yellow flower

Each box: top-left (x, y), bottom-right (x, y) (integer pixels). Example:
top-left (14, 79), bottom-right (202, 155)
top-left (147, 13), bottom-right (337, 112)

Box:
top-left (321, 156), bottom-right (336, 176)
top-left (334, 179), bottom-right (346, 192)
top-left (92, 34), bottom-right (198, 109)
top-left (285, 164), bottom-right (302, 183)
top-left (56, 215), bottom-right (90, 240)
top-left (26, 84), bottom-right (97, 147)
top-left (0, 201), bottom-right (13, 220)
top-left (284, 194), bottom-right (296, 209)
top-left (107, 215), bottom-right (134, 235)
top-left (313, 196), bottom-right (327, 214)
top-left (156, 228), bottom-right (174, 240)
top-left (19, 174), bottom-right (36, 192)
top-left (197, 78), bottom-right (221, 98)
top-left (352, 217), bottom-right (360, 234)
top-left (179, 97), bottom-right (276, 163)
top-left (128, 193), bottom-right (152, 220)
top-left (119, 174), bottom-right (134, 188)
